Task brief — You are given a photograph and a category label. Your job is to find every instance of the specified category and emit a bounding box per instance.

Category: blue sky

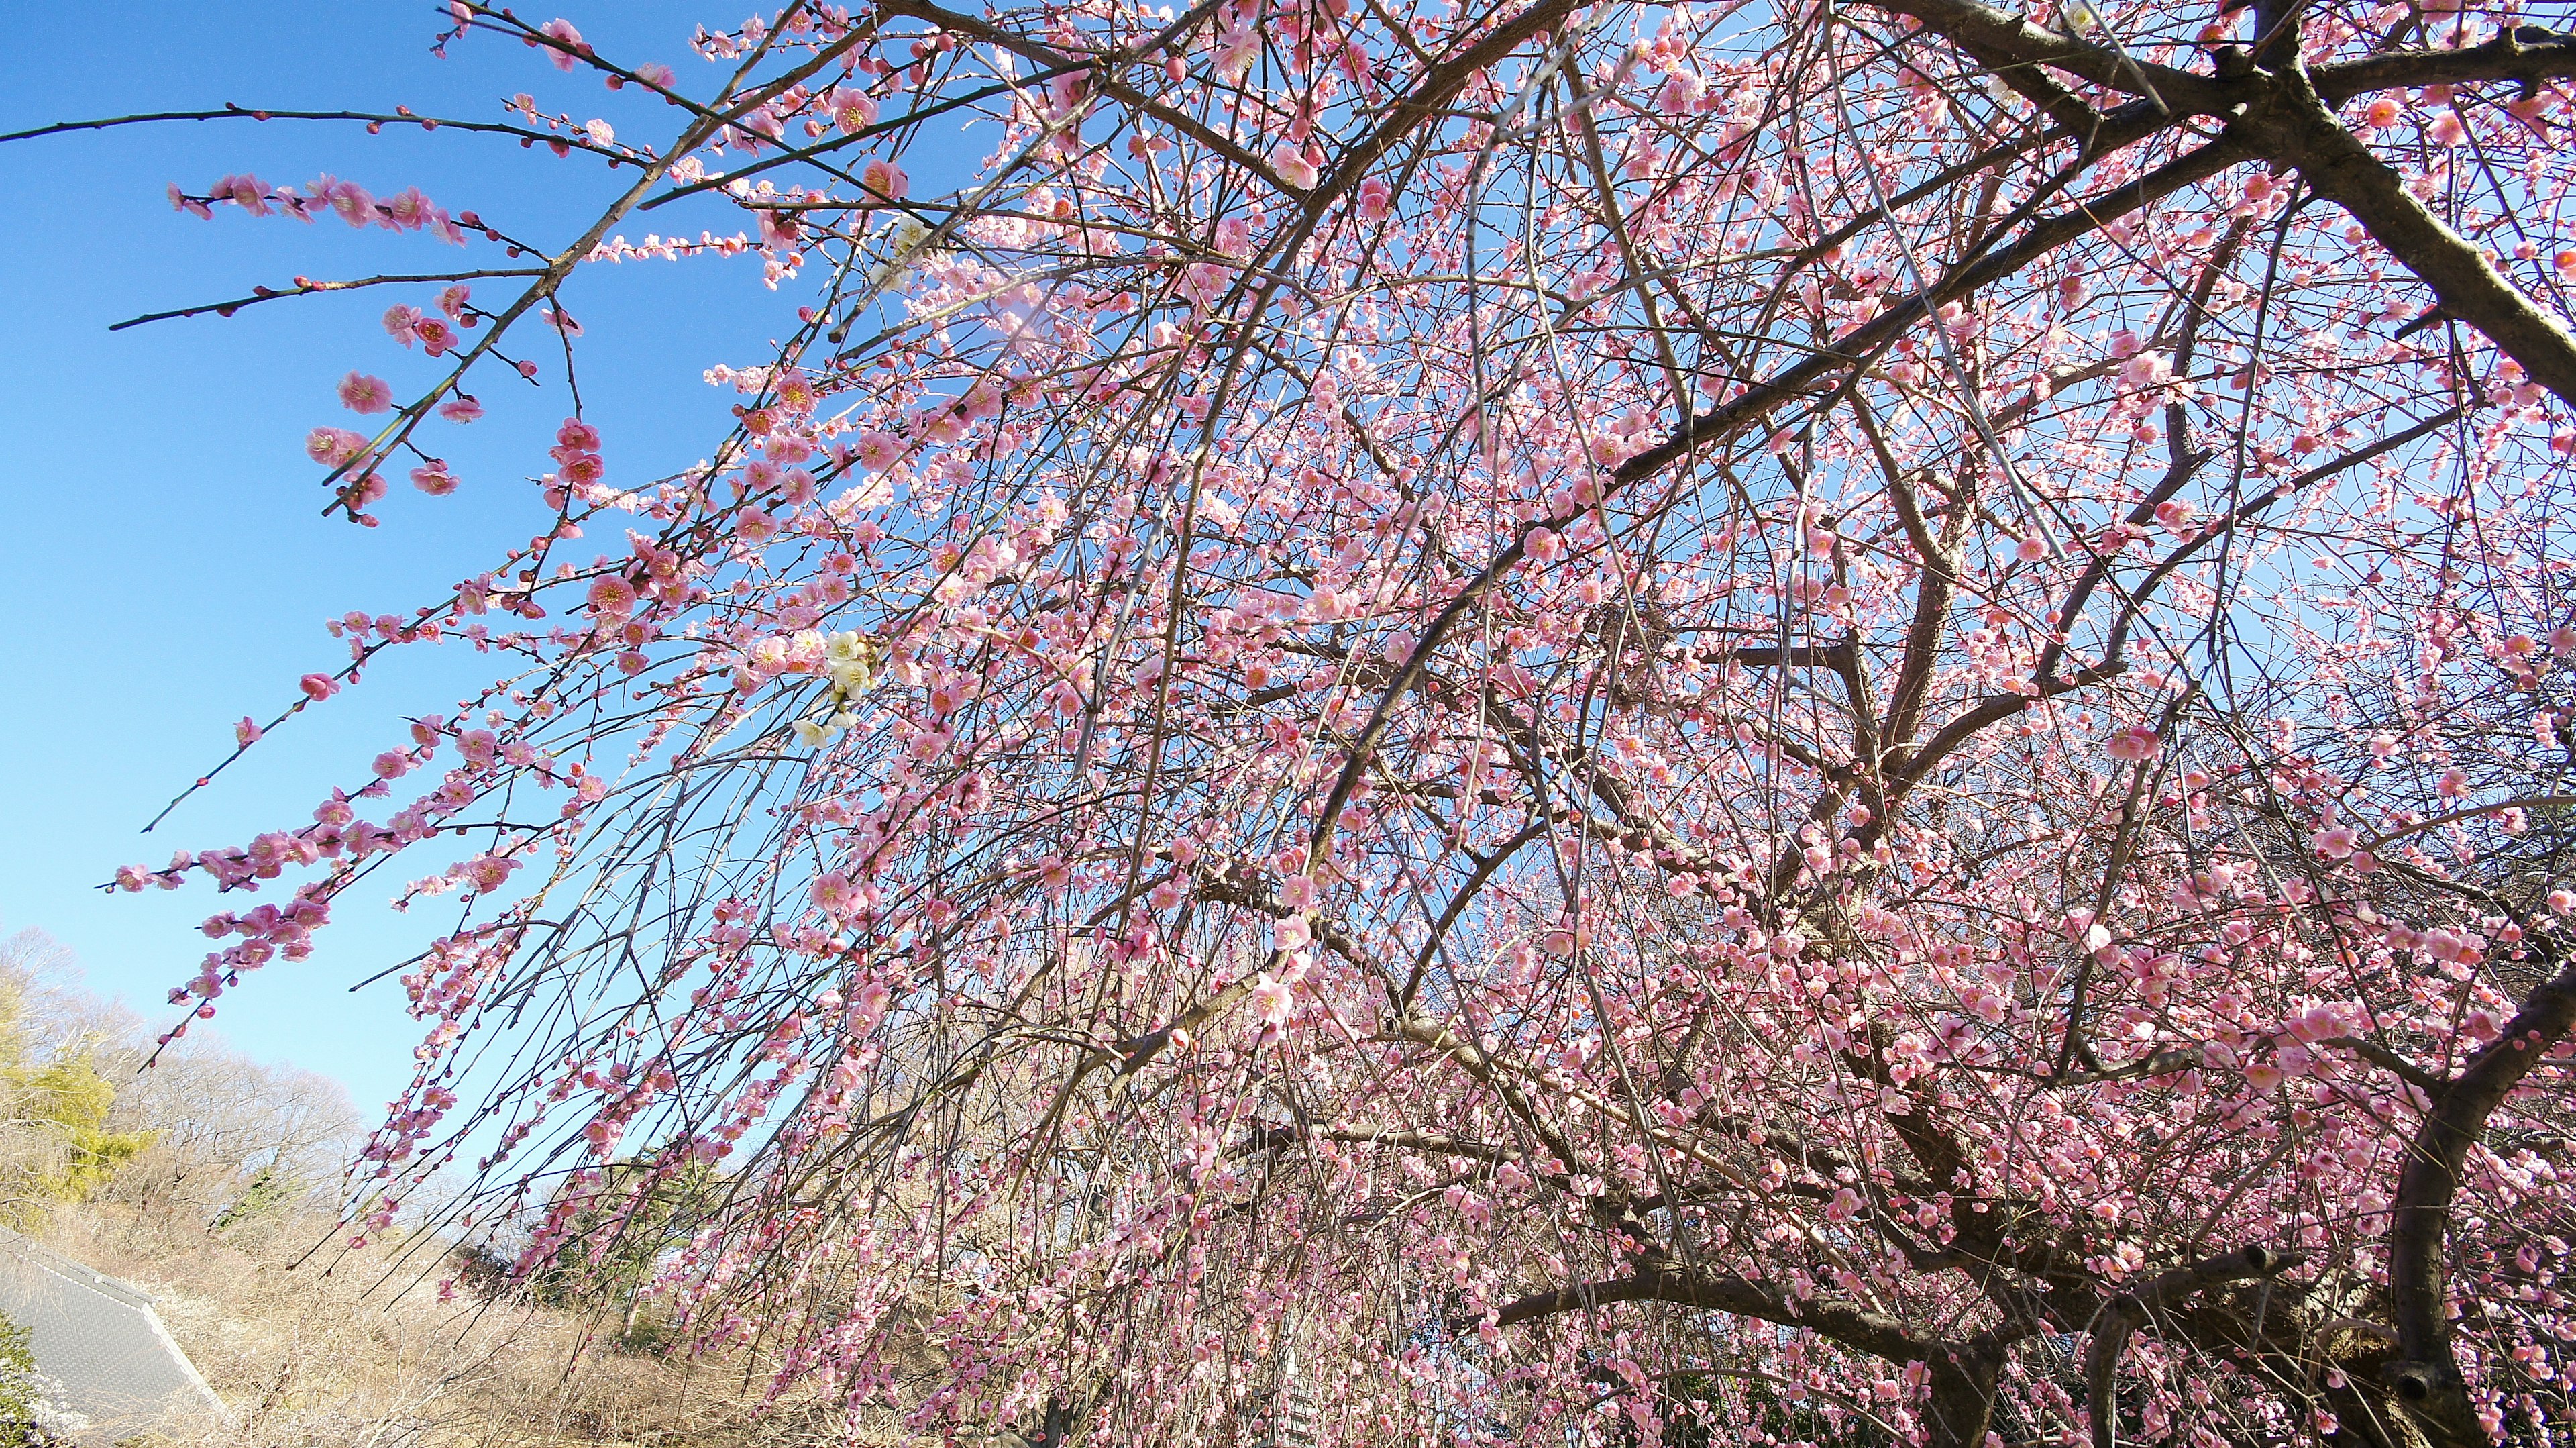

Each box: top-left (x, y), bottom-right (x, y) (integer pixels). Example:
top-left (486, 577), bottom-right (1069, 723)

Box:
top-left (0, 2), bottom-right (857, 1110)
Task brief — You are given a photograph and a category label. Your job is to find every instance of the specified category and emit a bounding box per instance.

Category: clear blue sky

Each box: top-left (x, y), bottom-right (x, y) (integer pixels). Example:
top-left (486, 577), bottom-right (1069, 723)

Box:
top-left (0, 3), bottom-right (863, 1110)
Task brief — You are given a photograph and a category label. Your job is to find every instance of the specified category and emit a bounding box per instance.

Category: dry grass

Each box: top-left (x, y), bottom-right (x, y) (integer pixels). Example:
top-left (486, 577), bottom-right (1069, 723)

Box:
top-left (38, 1204), bottom-right (859, 1447)
top-left (0, 935), bottom-right (932, 1446)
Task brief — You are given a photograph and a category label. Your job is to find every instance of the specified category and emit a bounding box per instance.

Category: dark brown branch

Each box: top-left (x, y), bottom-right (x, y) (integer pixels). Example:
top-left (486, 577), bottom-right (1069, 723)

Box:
top-left (2384, 940), bottom-right (2576, 1438)
top-left (2314, 28), bottom-right (2576, 103)
top-left (1857, 0), bottom-right (2230, 115)
top-left (1491, 1266), bottom-right (1930, 1363)
top-left (2083, 1244), bottom-right (2302, 1448)
top-left (110, 268), bottom-right (547, 331)
top-left (1892, 661), bottom-right (2128, 787)
top-left (2241, 66), bottom-right (2576, 405)
top-left (0, 103), bottom-right (637, 158)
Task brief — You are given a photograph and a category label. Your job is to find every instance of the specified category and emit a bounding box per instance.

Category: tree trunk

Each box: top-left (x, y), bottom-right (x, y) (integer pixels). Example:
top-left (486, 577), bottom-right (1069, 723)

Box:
top-left (1923, 1343), bottom-right (2002, 1448)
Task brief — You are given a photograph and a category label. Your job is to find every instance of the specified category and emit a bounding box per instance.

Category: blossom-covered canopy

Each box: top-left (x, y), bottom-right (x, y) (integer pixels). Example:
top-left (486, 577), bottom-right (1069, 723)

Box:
top-left (45, 0), bottom-right (2576, 1443)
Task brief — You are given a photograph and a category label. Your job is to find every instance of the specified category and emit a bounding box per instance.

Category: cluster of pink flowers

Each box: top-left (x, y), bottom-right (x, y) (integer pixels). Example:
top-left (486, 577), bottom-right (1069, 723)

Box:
top-left (174, 172), bottom-right (468, 243)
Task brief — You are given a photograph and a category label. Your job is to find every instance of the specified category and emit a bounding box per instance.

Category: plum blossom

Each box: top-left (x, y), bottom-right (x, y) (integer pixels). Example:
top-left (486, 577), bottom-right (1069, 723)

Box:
top-left (89, 9), bottom-right (2576, 1437)
top-left (828, 87), bottom-right (879, 132)
top-left (338, 372), bottom-right (394, 414)
top-left (538, 17), bottom-right (587, 68)
top-left (1250, 972), bottom-right (1295, 1024)
top-left (586, 575), bottom-right (638, 618)
top-left (853, 430), bottom-right (902, 472)
top-left (858, 157), bottom-right (908, 201)
top-left (305, 427), bottom-right (371, 466)
top-left (2104, 725), bottom-right (2161, 762)
top-left (313, 175), bottom-right (375, 227)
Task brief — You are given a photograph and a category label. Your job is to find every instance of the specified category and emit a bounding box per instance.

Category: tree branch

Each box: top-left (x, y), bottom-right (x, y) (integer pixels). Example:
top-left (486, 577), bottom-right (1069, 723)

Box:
top-left (2384, 938), bottom-right (2576, 1440)
top-left (2245, 65), bottom-right (2576, 405)
top-left (2083, 1244), bottom-right (2302, 1448)
top-left (1491, 1265), bottom-right (1931, 1363)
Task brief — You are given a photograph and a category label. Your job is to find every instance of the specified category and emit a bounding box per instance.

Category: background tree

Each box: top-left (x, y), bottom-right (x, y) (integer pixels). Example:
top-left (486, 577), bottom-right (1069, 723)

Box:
top-left (98, 1034), bottom-right (365, 1232)
top-left (0, 929), bottom-right (361, 1235)
top-left (0, 933), bottom-right (156, 1223)
top-left (23, 0), bottom-right (2576, 1443)
top-left (521, 1157), bottom-right (722, 1350)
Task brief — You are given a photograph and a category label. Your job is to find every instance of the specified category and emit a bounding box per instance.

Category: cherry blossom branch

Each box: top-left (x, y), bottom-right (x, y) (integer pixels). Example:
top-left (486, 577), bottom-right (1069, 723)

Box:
top-left (0, 103), bottom-right (638, 163)
top-left (2240, 64), bottom-right (2576, 406)
top-left (109, 268), bottom-right (545, 331)
top-left (2385, 935), bottom-right (2576, 1437)
top-left (1491, 1264), bottom-right (1933, 1363)
top-left (2081, 1243), bottom-right (2302, 1448)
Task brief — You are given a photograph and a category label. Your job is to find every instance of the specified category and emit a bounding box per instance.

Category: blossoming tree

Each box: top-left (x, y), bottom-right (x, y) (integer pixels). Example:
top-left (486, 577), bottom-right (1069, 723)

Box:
top-left (25, 0), bottom-right (2576, 1442)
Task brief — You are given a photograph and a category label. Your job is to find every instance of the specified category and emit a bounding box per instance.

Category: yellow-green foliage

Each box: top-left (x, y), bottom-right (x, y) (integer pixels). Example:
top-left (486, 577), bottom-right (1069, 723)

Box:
top-left (0, 982), bottom-right (154, 1218)
top-left (17, 1057), bottom-right (154, 1200)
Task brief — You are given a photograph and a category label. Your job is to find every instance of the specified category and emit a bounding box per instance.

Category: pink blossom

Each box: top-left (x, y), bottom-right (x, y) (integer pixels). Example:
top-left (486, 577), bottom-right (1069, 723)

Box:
top-left (859, 158), bottom-right (908, 201)
top-left (380, 186), bottom-right (435, 230)
top-left (812, 871), bottom-right (860, 917)
top-left (413, 317), bottom-right (458, 355)
top-left (315, 175), bottom-right (376, 227)
top-left (1250, 972), bottom-right (1295, 1024)
top-left (1271, 144), bottom-right (1319, 189)
top-left (215, 174), bottom-right (270, 214)
top-left (586, 575), bottom-right (638, 617)
top-left (436, 395), bottom-right (484, 423)
top-left (339, 372), bottom-right (394, 414)
top-left (853, 431), bottom-right (902, 472)
top-left (410, 462), bottom-right (458, 495)
top-left (306, 427), bottom-right (371, 466)
top-left (539, 17), bottom-right (586, 68)
top-left (828, 87), bottom-right (879, 132)
top-left (233, 717), bottom-right (263, 747)
top-left (299, 673), bottom-right (339, 701)
top-left (2104, 726), bottom-right (2161, 762)
top-left (465, 854), bottom-right (520, 892)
